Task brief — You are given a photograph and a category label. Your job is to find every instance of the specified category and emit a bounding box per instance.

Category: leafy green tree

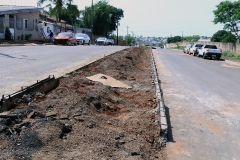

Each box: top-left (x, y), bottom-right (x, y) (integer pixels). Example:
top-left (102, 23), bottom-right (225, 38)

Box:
top-left (58, 4), bottom-right (80, 25)
top-left (213, 1), bottom-right (240, 39)
top-left (167, 36), bottom-right (182, 43)
top-left (211, 30), bottom-right (236, 43)
top-left (183, 35), bottom-right (200, 43)
top-left (82, 0), bottom-right (124, 36)
top-left (37, 0), bottom-right (74, 22)
top-left (125, 34), bottom-right (135, 45)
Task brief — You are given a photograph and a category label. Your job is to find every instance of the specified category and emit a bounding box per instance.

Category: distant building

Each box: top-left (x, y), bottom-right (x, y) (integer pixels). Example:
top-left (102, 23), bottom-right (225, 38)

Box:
top-left (199, 36), bottom-right (211, 42)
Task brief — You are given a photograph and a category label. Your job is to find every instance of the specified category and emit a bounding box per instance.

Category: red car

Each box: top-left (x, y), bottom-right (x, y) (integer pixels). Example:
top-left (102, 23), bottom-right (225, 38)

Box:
top-left (54, 32), bottom-right (77, 46)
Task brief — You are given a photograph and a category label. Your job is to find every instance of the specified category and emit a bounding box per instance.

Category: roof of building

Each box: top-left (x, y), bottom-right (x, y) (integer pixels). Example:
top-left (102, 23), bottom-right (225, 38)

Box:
top-left (0, 5), bottom-right (43, 15)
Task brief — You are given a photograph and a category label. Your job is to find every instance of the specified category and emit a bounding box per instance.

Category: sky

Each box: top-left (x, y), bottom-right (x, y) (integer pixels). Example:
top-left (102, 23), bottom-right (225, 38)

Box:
top-left (0, 0), bottom-right (229, 37)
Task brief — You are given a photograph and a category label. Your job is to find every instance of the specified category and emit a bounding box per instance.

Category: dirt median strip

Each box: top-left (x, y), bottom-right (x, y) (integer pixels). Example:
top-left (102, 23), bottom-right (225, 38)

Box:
top-left (0, 47), bottom-right (167, 160)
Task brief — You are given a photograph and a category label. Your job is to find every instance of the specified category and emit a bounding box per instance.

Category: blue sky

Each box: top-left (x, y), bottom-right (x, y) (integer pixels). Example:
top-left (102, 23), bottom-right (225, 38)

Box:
top-left (0, 0), bottom-right (228, 37)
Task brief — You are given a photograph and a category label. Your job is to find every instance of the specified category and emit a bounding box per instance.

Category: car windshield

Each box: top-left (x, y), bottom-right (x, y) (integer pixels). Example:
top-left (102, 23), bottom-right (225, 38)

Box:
top-left (98, 37), bottom-right (105, 40)
top-left (58, 33), bottom-right (71, 37)
top-left (206, 45), bottom-right (217, 49)
top-left (195, 44), bottom-right (203, 47)
top-left (76, 34), bottom-right (85, 37)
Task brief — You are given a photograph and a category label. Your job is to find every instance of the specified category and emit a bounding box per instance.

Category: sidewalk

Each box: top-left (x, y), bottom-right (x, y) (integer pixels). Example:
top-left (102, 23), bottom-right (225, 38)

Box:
top-left (0, 40), bottom-right (53, 47)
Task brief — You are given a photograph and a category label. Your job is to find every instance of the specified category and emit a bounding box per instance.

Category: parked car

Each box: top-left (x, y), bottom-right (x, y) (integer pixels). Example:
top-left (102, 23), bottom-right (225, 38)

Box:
top-left (54, 32), bottom-right (77, 46)
top-left (198, 45), bottom-right (222, 59)
top-left (183, 44), bottom-right (192, 54)
top-left (189, 44), bottom-right (204, 56)
top-left (107, 39), bottom-right (114, 45)
top-left (75, 33), bottom-right (90, 45)
top-left (96, 37), bottom-right (108, 45)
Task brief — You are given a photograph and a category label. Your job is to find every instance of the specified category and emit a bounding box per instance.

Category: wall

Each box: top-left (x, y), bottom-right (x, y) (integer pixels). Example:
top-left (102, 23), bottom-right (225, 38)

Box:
top-left (167, 41), bottom-right (240, 54)
top-left (13, 12), bottom-right (40, 40)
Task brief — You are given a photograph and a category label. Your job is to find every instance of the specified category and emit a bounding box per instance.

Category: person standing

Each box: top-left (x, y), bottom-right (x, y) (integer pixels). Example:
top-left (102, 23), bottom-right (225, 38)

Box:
top-left (48, 30), bottom-right (54, 43)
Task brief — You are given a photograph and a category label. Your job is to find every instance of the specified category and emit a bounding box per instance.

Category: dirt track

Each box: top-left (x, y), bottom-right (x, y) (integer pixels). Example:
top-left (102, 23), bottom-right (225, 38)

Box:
top-left (0, 47), bottom-right (167, 159)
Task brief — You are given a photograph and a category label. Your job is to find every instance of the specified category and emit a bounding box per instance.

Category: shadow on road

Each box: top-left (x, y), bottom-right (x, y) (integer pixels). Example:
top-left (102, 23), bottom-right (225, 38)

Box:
top-left (164, 105), bottom-right (175, 142)
top-left (159, 79), bottom-right (175, 143)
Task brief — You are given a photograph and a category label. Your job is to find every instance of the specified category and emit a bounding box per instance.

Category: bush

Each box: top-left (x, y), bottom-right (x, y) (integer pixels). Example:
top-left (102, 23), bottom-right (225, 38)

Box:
top-left (21, 34), bottom-right (24, 40)
top-left (235, 54), bottom-right (240, 60)
top-left (222, 51), bottom-right (240, 60)
top-left (25, 34), bottom-right (32, 40)
top-left (5, 27), bottom-right (12, 40)
top-left (222, 51), bottom-right (233, 57)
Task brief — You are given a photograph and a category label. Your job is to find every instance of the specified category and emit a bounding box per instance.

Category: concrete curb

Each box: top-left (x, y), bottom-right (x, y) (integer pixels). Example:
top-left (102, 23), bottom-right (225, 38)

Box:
top-left (150, 49), bottom-right (168, 147)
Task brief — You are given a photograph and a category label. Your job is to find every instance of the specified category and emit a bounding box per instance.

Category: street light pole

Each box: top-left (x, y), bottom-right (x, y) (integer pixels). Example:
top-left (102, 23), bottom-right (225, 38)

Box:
top-left (91, 0), bottom-right (93, 43)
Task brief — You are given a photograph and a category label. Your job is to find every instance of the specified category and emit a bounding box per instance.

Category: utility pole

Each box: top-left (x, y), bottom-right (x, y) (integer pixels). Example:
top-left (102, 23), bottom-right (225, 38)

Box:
top-left (126, 25), bottom-right (130, 46)
top-left (126, 25), bottom-right (130, 35)
top-left (117, 22), bottom-right (119, 45)
top-left (182, 31), bottom-right (183, 42)
top-left (91, 0), bottom-right (93, 43)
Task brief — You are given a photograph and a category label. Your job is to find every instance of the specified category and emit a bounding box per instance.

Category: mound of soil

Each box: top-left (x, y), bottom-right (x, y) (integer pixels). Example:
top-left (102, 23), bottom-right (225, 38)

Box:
top-left (0, 47), bottom-right (166, 159)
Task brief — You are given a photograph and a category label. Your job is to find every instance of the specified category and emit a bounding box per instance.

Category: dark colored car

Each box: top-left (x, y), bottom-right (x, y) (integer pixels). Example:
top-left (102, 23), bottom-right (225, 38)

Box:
top-left (54, 32), bottom-right (77, 46)
top-left (183, 44), bottom-right (192, 54)
top-left (107, 39), bottom-right (114, 46)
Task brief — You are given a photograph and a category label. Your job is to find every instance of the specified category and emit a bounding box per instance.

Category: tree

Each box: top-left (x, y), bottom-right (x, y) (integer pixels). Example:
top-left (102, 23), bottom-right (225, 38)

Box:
top-left (82, 0), bottom-right (124, 36)
top-left (213, 1), bottom-right (240, 40)
top-left (58, 4), bottom-right (80, 25)
top-left (211, 30), bottom-right (236, 43)
top-left (5, 27), bottom-right (12, 40)
top-left (167, 36), bottom-right (182, 43)
top-left (125, 34), bottom-right (135, 46)
top-left (37, 0), bottom-right (74, 22)
top-left (183, 35), bottom-right (200, 43)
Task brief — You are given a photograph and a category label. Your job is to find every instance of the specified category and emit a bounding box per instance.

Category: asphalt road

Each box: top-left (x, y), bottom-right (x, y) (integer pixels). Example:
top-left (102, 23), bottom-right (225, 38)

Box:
top-left (153, 48), bottom-right (240, 160)
top-left (0, 45), bottom-right (128, 96)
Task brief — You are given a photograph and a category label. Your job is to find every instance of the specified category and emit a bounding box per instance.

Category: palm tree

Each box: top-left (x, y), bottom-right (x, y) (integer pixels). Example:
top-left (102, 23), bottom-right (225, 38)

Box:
top-left (37, 0), bottom-right (73, 22)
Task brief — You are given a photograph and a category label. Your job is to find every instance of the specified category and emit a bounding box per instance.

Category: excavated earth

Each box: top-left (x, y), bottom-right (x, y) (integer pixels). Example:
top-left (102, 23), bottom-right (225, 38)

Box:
top-left (0, 47), bottom-right (167, 160)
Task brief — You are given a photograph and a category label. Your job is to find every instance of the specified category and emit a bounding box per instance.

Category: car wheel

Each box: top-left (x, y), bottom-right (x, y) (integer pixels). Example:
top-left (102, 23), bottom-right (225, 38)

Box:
top-left (216, 56), bottom-right (220, 60)
top-left (67, 40), bottom-right (71, 46)
top-left (88, 41), bottom-right (90, 45)
top-left (203, 53), bottom-right (206, 59)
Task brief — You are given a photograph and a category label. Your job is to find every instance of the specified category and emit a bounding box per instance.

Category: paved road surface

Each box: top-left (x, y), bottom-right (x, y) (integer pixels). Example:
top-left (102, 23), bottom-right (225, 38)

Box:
top-left (0, 45), bottom-right (128, 95)
top-left (153, 48), bottom-right (240, 160)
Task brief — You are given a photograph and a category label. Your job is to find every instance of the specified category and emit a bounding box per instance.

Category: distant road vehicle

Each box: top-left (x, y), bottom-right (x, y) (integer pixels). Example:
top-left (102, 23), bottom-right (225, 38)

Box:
top-left (183, 44), bottom-right (192, 54)
top-left (189, 44), bottom-right (204, 56)
top-left (54, 32), bottom-right (77, 46)
top-left (96, 37), bottom-right (108, 45)
top-left (75, 33), bottom-right (90, 45)
top-left (107, 39), bottom-right (114, 46)
top-left (198, 45), bottom-right (222, 59)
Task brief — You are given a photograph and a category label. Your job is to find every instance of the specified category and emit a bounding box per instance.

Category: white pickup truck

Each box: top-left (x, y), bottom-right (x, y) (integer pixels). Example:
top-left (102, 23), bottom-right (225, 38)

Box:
top-left (189, 44), bottom-right (203, 56)
top-left (197, 45), bottom-right (222, 60)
